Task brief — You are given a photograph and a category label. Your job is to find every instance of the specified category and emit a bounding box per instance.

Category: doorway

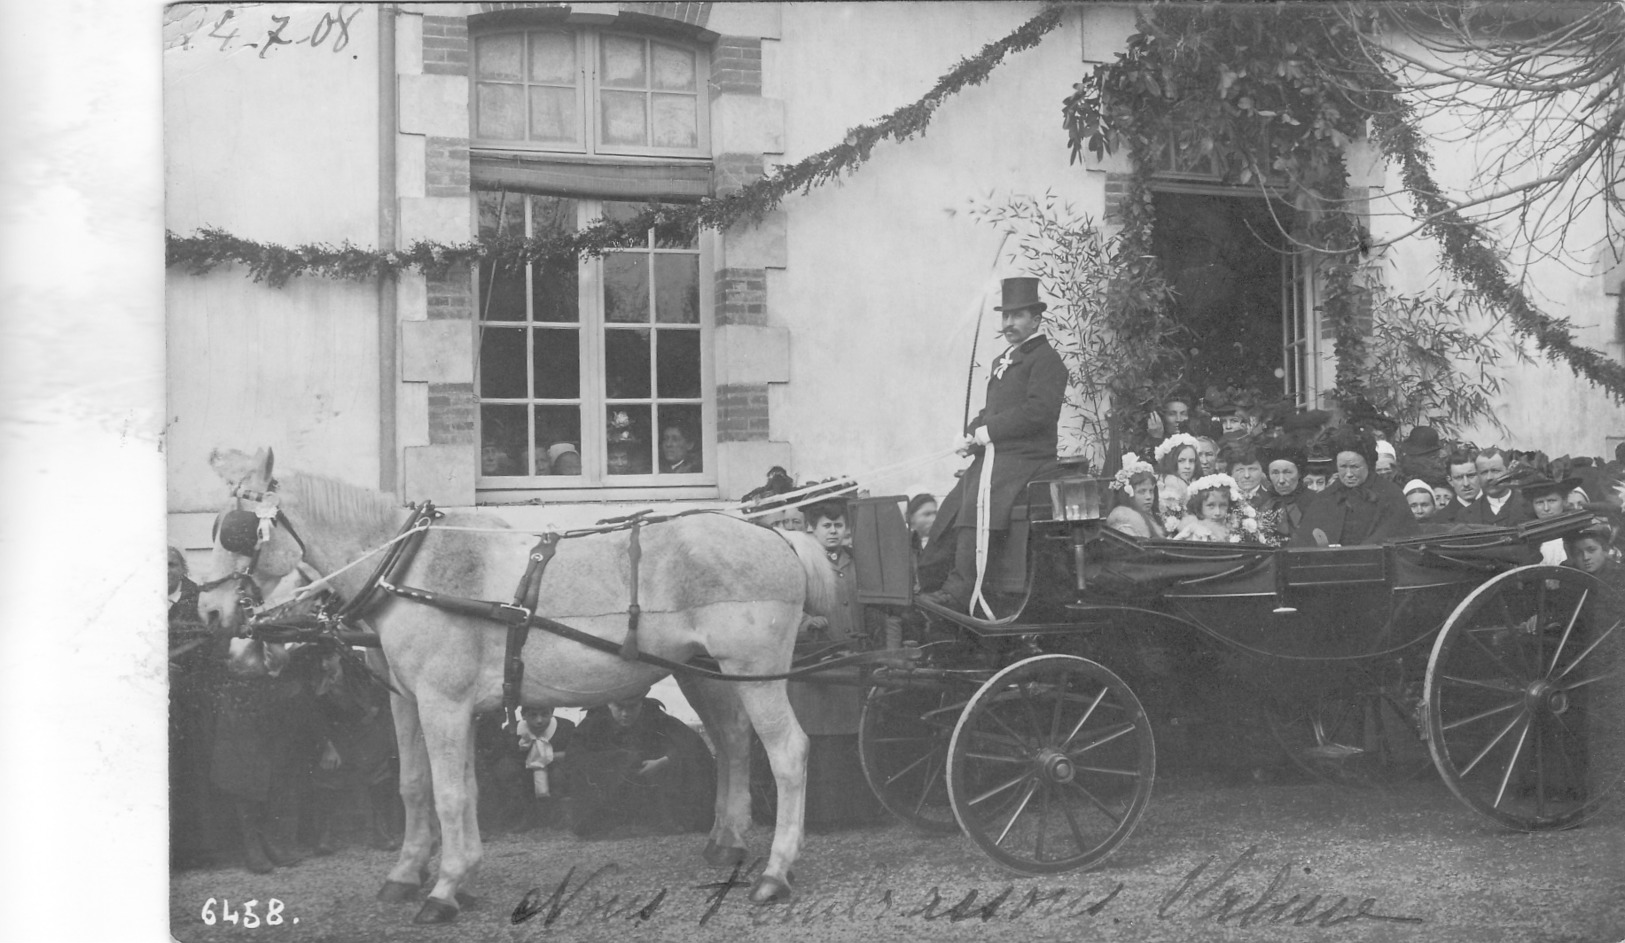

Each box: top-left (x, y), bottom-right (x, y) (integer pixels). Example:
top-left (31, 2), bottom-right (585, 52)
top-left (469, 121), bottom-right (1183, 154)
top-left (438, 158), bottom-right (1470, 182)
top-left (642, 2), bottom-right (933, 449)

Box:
top-left (1150, 191), bottom-right (1309, 402)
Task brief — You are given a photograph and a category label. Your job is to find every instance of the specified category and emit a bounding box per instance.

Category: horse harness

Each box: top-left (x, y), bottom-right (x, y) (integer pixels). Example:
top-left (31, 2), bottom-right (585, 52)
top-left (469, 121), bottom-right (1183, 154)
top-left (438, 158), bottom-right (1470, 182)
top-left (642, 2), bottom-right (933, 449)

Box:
top-left (220, 492), bottom-right (916, 731)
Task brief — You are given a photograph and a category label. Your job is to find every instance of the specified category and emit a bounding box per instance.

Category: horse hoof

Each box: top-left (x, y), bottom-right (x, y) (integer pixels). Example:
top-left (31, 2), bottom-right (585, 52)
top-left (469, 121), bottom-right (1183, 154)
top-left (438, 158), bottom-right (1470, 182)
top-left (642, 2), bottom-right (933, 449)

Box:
top-left (413, 897), bottom-right (459, 924)
top-left (749, 874), bottom-right (793, 905)
top-left (702, 840), bottom-right (746, 867)
top-left (377, 880), bottom-right (421, 903)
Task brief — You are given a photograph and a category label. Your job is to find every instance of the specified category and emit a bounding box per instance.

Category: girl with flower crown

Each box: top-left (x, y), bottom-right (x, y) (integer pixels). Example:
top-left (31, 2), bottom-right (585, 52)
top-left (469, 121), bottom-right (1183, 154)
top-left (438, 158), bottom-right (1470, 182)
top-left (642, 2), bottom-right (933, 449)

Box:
top-left (1155, 433), bottom-right (1202, 485)
top-left (1105, 453), bottom-right (1165, 539)
top-left (1172, 474), bottom-right (1263, 544)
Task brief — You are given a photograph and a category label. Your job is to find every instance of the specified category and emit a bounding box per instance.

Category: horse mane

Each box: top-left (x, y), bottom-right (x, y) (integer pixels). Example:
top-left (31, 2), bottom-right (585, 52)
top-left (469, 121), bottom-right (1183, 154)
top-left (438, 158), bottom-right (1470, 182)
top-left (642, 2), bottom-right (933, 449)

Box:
top-left (282, 471), bottom-right (404, 536)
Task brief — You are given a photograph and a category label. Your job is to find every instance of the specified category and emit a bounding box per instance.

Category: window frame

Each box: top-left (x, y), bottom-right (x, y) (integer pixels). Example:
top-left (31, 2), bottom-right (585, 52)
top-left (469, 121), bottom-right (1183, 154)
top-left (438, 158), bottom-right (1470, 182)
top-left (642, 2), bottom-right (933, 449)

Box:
top-left (470, 26), bottom-right (711, 160)
top-left (473, 193), bottom-right (718, 503)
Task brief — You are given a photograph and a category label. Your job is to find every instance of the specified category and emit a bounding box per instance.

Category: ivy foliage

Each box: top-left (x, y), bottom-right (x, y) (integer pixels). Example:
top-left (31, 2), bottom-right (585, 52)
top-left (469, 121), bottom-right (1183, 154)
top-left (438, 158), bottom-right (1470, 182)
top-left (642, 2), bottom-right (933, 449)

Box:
top-left (1061, 2), bottom-right (1625, 407)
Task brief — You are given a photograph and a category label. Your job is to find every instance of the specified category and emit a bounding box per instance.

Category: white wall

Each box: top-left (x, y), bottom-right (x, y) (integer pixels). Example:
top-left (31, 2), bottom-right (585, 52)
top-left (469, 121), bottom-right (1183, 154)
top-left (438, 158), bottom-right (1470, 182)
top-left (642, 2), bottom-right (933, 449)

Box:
top-left (772, 2), bottom-right (1101, 501)
top-left (165, 4), bottom-right (384, 510)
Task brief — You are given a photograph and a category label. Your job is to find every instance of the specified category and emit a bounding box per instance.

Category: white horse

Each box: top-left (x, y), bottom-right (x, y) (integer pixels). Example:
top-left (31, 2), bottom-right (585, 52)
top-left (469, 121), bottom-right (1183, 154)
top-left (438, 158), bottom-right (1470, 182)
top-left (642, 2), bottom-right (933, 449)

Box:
top-left (196, 448), bottom-right (835, 922)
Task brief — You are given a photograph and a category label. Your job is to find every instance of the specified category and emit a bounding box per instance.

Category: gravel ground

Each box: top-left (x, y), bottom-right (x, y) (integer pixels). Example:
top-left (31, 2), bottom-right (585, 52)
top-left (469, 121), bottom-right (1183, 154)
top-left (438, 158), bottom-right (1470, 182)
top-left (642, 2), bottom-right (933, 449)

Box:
top-left (170, 774), bottom-right (1625, 943)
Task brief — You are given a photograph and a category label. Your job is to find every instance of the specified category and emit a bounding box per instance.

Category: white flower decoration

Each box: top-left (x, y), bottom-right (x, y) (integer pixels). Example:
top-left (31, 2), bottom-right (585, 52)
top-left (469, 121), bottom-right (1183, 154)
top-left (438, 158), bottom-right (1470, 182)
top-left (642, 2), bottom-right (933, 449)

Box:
top-left (1111, 452), bottom-right (1156, 492)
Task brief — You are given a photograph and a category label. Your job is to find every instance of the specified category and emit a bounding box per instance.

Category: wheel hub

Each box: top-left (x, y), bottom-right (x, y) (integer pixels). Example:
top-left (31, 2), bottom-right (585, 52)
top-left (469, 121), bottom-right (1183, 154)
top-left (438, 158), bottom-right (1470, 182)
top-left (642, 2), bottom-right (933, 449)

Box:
top-left (1525, 680), bottom-right (1569, 715)
top-left (1037, 749), bottom-right (1075, 784)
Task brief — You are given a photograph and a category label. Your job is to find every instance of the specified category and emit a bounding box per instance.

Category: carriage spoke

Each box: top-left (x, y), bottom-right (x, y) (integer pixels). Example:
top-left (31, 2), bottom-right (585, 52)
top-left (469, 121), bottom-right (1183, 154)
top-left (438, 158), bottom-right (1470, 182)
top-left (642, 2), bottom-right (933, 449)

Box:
top-left (1062, 779), bottom-right (1124, 826)
top-left (1555, 618), bottom-right (1622, 681)
top-left (1561, 667), bottom-right (1622, 693)
top-left (911, 753), bottom-right (947, 818)
top-left (1061, 686), bottom-right (1109, 751)
top-left (1441, 673), bottom-right (1521, 694)
top-left (1464, 628), bottom-right (1527, 684)
top-left (994, 780), bottom-right (1040, 846)
top-left (970, 771), bottom-right (1034, 809)
top-left (1495, 596), bottom-right (1537, 678)
top-left (965, 750), bottom-right (1031, 764)
top-left (1460, 710), bottom-right (1529, 777)
top-left (1050, 673), bottom-right (1071, 743)
top-left (984, 704), bottom-right (1040, 752)
top-left (1065, 721), bottom-right (1139, 759)
top-left (1534, 717), bottom-right (1545, 818)
top-left (1058, 790), bottom-right (1093, 854)
top-left (1071, 764), bottom-right (1141, 777)
top-left (1547, 588), bottom-right (1590, 677)
top-left (1533, 579), bottom-right (1549, 665)
top-left (883, 749), bottom-right (936, 786)
top-left (1034, 783), bottom-right (1052, 862)
top-left (1491, 716), bottom-right (1532, 810)
top-left (1442, 698), bottom-right (1523, 732)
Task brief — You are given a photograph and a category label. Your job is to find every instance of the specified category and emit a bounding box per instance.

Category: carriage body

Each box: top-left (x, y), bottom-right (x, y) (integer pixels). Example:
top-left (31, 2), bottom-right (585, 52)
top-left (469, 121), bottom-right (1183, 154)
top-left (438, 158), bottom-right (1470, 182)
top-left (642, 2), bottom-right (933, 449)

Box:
top-left (846, 477), bottom-right (1624, 875)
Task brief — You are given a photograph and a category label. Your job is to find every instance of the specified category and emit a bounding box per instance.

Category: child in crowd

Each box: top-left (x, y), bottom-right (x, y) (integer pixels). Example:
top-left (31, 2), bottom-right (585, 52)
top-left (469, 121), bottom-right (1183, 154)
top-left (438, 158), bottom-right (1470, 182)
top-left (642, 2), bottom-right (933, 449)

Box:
top-left (906, 493), bottom-right (937, 551)
top-left (1431, 480), bottom-right (1455, 512)
top-left (1403, 479), bottom-right (1437, 522)
top-left (1374, 440), bottom-right (1399, 482)
top-left (1173, 474), bottom-right (1259, 543)
top-left (1564, 520), bottom-right (1623, 581)
top-left (1156, 433), bottom-right (1201, 484)
top-left (1105, 453), bottom-right (1164, 539)
top-left (1301, 446), bottom-right (1333, 493)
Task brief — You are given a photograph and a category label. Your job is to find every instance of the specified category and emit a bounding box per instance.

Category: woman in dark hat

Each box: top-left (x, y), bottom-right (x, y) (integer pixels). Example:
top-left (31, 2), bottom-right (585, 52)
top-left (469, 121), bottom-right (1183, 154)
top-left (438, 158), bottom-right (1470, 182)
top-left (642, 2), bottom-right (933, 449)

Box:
top-left (1511, 470), bottom-right (1584, 565)
top-left (1397, 425), bottom-right (1446, 482)
top-left (1257, 440), bottom-right (1308, 545)
top-left (1292, 427), bottom-right (1419, 547)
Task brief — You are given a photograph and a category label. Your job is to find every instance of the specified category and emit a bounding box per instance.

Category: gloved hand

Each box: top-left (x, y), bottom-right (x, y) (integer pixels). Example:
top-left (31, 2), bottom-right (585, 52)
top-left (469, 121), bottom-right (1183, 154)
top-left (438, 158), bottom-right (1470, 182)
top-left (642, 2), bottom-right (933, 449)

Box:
top-left (953, 434), bottom-right (976, 456)
top-left (972, 426), bottom-right (992, 447)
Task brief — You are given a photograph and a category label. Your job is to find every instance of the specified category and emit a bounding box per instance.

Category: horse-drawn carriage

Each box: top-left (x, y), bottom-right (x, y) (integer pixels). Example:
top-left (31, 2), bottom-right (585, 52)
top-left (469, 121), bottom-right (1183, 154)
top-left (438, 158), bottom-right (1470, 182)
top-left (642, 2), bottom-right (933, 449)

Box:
top-left (839, 473), bottom-right (1624, 875)
top-left (197, 449), bottom-right (1622, 921)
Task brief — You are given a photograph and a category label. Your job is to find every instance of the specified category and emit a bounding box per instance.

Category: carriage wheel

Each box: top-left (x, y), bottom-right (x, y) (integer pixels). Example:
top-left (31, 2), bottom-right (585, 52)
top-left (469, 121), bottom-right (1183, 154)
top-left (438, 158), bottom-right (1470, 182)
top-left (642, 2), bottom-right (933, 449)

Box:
top-left (858, 679), bottom-right (971, 834)
top-left (1264, 674), bottom-right (1432, 788)
top-left (1426, 565), bottom-right (1625, 831)
top-left (946, 654), bottom-right (1154, 874)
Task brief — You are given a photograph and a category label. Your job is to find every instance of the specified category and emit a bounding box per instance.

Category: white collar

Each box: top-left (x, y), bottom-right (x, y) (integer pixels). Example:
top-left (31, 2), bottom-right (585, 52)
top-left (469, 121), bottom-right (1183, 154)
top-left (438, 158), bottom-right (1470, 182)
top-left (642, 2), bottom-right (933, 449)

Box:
top-left (1487, 491), bottom-right (1511, 513)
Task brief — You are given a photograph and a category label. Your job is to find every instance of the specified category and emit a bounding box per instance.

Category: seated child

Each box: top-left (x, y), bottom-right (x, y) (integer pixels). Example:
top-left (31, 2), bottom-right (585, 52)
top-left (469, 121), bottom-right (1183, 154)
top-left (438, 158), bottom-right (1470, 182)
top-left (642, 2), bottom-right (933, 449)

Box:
top-left (513, 705), bottom-right (575, 831)
top-left (1105, 454), bottom-right (1164, 539)
top-left (1172, 474), bottom-right (1262, 544)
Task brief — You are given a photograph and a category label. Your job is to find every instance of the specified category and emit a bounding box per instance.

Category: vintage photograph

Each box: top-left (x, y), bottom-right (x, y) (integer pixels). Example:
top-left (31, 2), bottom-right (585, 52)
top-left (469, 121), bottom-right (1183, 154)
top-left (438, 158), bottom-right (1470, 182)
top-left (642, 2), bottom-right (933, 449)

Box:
top-left (160, 2), bottom-right (1624, 940)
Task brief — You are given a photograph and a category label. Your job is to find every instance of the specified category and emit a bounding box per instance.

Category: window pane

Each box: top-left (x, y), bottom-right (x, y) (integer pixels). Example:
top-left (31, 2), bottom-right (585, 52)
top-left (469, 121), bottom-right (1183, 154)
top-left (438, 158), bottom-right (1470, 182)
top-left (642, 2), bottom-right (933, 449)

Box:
top-left (476, 83), bottom-right (526, 140)
top-left (529, 86), bottom-right (579, 144)
top-left (605, 405), bottom-right (653, 476)
top-left (603, 253), bottom-right (650, 322)
top-left (656, 329), bottom-right (701, 398)
top-left (480, 404), bottom-right (526, 476)
top-left (653, 214), bottom-right (698, 250)
top-left (477, 260), bottom-right (527, 321)
top-left (528, 30), bottom-right (576, 83)
top-left (651, 94), bottom-right (697, 148)
top-left (530, 195), bottom-right (577, 236)
top-left (531, 259), bottom-right (578, 323)
top-left (479, 328), bottom-right (528, 397)
top-left (478, 191), bottom-right (525, 238)
top-left (532, 405), bottom-right (581, 476)
top-left (653, 254), bottom-right (699, 324)
top-left (600, 34), bottom-right (647, 88)
top-left (475, 34), bottom-right (522, 80)
top-left (605, 328), bottom-right (652, 398)
top-left (656, 404), bottom-right (703, 474)
top-left (600, 91), bottom-right (648, 147)
top-left (651, 43), bottom-right (696, 91)
top-left (531, 328), bottom-right (580, 398)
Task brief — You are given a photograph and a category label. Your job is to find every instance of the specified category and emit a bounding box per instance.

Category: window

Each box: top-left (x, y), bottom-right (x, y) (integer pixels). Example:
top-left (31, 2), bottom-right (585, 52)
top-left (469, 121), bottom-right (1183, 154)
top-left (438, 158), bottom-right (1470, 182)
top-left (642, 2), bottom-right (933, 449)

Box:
top-left (472, 28), bottom-right (707, 158)
top-left (475, 190), bottom-right (710, 491)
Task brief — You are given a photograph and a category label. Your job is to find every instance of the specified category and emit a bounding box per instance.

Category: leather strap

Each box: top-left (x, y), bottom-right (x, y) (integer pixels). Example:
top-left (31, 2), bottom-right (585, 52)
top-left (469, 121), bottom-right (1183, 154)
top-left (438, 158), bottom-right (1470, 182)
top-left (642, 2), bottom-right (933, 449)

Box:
top-left (619, 521), bottom-right (643, 661)
top-left (499, 533), bottom-right (559, 729)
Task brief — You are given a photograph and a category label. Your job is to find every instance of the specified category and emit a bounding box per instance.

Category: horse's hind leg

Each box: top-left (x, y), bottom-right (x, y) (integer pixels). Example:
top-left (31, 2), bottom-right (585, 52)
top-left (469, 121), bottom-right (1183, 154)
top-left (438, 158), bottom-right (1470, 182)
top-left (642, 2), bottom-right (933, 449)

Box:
top-left (380, 689), bottom-right (434, 902)
top-left (677, 675), bottom-right (750, 866)
top-left (734, 680), bottom-right (807, 904)
top-left (411, 695), bottom-right (482, 924)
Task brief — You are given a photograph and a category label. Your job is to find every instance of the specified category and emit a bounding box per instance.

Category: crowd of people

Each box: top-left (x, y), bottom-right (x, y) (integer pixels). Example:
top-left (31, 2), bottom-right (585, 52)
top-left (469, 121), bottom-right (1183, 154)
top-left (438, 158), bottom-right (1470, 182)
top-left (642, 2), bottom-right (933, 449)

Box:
top-left (479, 419), bottom-right (703, 478)
top-left (1101, 390), bottom-right (1624, 579)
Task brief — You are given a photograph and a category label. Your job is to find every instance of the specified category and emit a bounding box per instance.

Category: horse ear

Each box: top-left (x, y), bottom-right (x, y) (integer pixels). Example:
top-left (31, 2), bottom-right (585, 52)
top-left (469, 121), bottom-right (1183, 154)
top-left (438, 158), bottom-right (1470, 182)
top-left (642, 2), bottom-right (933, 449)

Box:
top-left (263, 447), bottom-right (276, 482)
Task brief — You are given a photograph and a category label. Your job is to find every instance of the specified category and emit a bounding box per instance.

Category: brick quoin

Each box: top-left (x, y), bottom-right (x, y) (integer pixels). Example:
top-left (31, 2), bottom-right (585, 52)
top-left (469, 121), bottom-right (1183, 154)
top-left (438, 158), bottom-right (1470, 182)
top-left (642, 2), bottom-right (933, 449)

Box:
top-left (423, 16), bottom-right (469, 76)
top-left (709, 36), bottom-right (762, 95)
top-left (715, 267), bottom-right (767, 326)
top-left (426, 270), bottom-right (474, 321)
top-left (714, 154), bottom-right (764, 195)
top-left (717, 383), bottom-right (769, 442)
top-left (428, 383), bottom-right (478, 445)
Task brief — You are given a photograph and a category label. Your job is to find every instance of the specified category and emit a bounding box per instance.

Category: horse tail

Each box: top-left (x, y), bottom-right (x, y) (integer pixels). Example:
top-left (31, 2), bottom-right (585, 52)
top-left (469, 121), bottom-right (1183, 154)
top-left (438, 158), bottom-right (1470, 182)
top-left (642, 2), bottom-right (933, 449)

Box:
top-left (780, 530), bottom-right (839, 618)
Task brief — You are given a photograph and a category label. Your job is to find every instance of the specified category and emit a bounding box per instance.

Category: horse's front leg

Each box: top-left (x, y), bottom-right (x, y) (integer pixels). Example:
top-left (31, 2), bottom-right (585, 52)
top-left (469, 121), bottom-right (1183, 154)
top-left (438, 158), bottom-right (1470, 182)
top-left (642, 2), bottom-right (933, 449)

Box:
top-left (735, 680), bottom-right (807, 904)
top-left (411, 695), bottom-right (482, 924)
top-left (677, 675), bottom-right (750, 866)
top-left (379, 689), bottom-right (435, 902)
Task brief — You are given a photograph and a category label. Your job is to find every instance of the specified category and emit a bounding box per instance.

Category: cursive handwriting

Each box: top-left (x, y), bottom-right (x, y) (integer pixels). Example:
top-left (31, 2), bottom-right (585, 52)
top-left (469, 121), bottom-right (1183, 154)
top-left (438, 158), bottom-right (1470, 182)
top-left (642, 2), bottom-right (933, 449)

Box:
top-left (165, 4), bottom-right (364, 56)
top-left (1158, 846), bottom-right (1424, 928)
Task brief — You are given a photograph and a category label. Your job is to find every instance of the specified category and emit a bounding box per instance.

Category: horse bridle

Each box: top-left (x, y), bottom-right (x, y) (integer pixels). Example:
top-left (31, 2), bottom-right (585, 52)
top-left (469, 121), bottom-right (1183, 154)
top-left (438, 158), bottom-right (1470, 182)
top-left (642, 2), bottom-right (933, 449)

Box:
top-left (198, 478), bottom-right (313, 621)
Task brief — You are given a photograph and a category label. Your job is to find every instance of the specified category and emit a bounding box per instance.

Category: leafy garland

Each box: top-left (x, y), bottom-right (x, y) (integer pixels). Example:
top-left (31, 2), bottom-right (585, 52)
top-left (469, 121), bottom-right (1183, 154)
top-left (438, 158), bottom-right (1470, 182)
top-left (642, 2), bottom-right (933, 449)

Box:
top-left (1064, 2), bottom-right (1625, 407)
top-left (166, 3), bottom-right (1065, 288)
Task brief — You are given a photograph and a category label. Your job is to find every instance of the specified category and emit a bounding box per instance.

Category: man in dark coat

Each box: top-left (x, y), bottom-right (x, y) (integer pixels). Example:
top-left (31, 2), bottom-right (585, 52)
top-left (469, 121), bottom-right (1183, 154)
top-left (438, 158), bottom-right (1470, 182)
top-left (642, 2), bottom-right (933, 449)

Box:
top-left (1461, 447), bottom-right (1534, 527)
top-left (561, 696), bottom-right (715, 838)
top-left (920, 277), bottom-right (1066, 612)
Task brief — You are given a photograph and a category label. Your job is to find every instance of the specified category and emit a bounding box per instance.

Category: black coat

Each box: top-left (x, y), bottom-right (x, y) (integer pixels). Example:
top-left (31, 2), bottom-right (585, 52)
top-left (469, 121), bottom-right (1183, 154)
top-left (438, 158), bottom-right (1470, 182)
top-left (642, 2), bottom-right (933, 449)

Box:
top-left (1461, 491), bottom-right (1534, 527)
top-left (933, 334), bottom-right (1066, 533)
top-left (1292, 476), bottom-right (1420, 547)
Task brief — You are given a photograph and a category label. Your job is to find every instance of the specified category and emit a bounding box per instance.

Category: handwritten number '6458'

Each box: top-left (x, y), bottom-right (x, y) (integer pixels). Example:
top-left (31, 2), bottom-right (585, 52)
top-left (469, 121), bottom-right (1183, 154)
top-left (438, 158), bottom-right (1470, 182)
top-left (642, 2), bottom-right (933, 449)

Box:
top-left (201, 898), bottom-right (286, 927)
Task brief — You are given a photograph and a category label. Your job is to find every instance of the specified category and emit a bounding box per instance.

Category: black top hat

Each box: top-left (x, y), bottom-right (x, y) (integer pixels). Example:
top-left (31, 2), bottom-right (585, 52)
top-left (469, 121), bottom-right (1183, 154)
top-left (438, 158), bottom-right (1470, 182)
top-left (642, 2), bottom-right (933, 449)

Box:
top-left (993, 277), bottom-right (1048, 314)
top-left (1399, 426), bottom-right (1443, 456)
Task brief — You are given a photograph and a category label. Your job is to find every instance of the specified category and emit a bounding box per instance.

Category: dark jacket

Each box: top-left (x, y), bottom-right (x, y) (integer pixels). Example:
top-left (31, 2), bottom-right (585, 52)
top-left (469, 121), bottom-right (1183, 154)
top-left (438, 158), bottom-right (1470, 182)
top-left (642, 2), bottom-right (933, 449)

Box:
top-left (932, 333), bottom-right (1066, 533)
top-left (1461, 491), bottom-right (1534, 527)
top-left (1292, 476), bottom-right (1420, 547)
top-left (1431, 496), bottom-right (1476, 525)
